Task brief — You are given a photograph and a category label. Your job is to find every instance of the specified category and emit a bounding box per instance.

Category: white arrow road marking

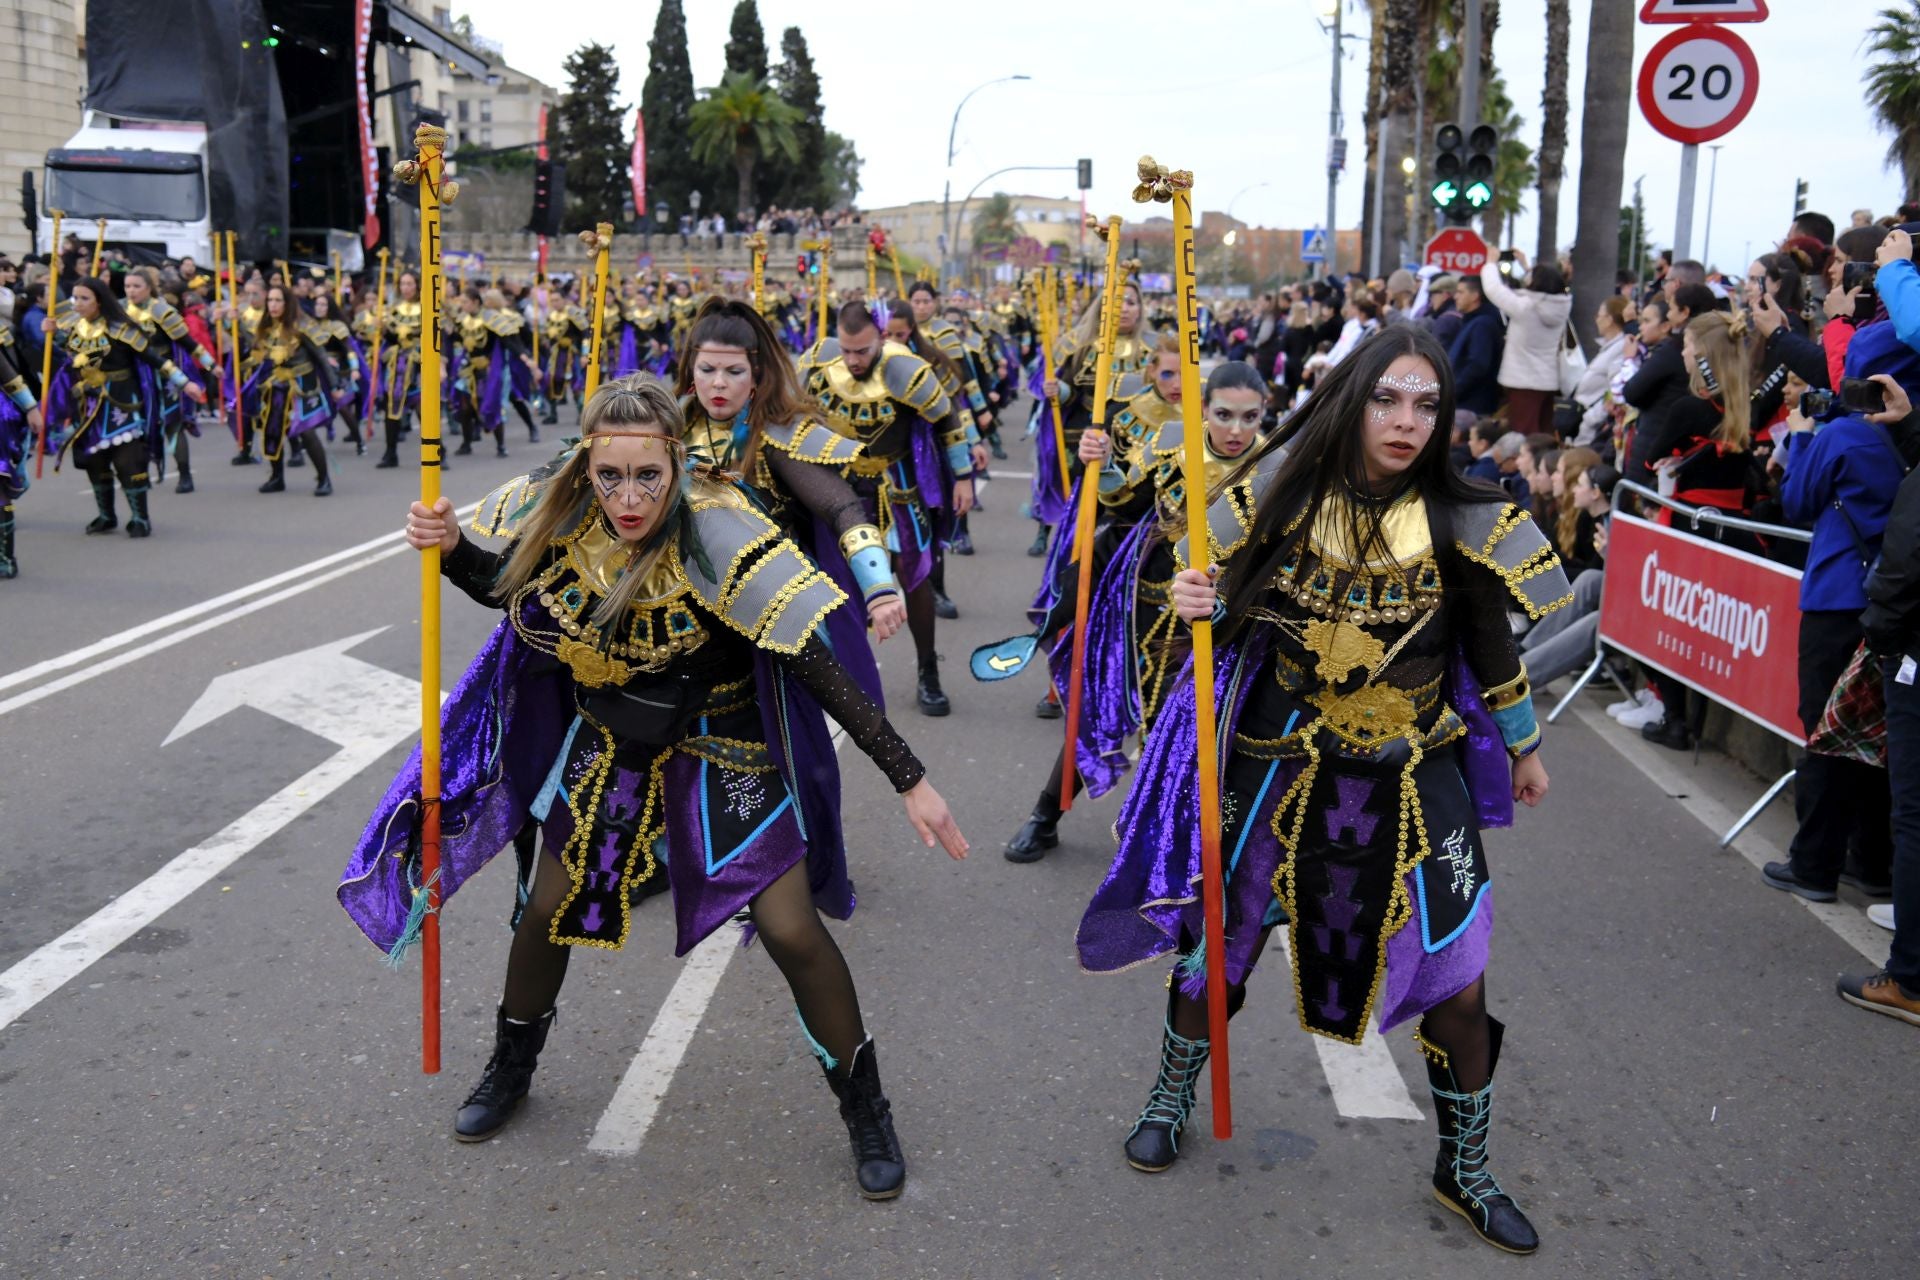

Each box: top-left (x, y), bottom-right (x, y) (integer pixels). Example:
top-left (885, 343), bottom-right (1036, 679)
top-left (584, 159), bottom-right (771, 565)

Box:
top-left (1276, 933), bottom-right (1425, 1121)
top-left (0, 631), bottom-right (422, 1031)
top-left (588, 727), bottom-right (849, 1157)
top-left (0, 499), bottom-right (481, 713)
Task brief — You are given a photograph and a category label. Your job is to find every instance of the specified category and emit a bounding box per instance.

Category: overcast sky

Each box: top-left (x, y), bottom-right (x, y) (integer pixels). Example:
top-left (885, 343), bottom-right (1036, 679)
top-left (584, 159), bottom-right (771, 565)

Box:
top-left (455, 0), bottom-right (1900, 272)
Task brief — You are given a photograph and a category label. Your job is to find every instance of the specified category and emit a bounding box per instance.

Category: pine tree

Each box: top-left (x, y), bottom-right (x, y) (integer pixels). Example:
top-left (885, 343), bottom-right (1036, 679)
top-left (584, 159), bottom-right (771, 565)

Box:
top-left (766, 26), bottom-right (826, 209)
top-left (641, 0), bottom-right (699, 222)
top-left (555, 42), bottom-right (629, 227)
top-left (724, 2), bottom-right (769, 81)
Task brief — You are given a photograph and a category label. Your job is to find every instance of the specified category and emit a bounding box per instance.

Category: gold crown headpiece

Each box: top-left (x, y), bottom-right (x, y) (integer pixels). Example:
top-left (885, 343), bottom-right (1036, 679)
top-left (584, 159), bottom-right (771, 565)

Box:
top-left (577, 222), bottom-right (614, 253)
top-left (390, 124), bottom-right (460, 203)
top-left (1131, 155), bottom-right (1192, 205)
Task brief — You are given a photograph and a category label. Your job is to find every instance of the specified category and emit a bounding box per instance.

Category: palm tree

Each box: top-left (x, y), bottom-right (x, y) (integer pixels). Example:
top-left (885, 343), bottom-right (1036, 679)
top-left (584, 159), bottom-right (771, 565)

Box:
top-left (1865, 3), bottom-right (1920, 202)
top-left (687, 70), bottom-right (803, 219)
top-left (1479, 75), bottom-right (1534, 247)
top-left (1535, 0), bottom-right (1570, 262)
top-left (1570, 0), bottom-right (1634, 352)
top-left (970, 192), bottom-right (1019, 260)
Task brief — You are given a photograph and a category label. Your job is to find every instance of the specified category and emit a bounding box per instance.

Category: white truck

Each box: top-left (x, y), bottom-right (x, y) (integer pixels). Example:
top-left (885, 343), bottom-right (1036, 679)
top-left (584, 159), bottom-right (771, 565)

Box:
top-left (38, 113), bottom-right (215, 266)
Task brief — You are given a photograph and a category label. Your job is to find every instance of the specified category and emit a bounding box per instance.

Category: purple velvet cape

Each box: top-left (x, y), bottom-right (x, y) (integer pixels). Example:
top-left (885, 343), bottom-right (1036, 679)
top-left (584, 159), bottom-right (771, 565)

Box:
top-left (872, 419), bottom-right (953, 594)
top-left (0, 394), bottom-right (29, 500)
top-left (1076, 624), bottom-right (1515, 1031)
top-left (42, 359), bottom-right (164, 467)
top-left (338, 613), bottom-right (854, 959)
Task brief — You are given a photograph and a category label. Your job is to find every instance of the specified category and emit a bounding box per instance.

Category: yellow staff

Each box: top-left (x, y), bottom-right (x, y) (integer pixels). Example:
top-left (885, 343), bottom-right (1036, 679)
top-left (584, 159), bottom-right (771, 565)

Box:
top-left (887, 242), bottom-right (906, 299)
top-left (32, 209), bottom-right (64, 477)
top-left (531, 273), bottom-right (542, 373)
top-left (748, 232), bottom-right (767, 310)
top-left (1034, 264), bottom-right (1071, 499)
top-left (1057, 215), bottom-right (1123, 815)
top-left (865, 239), bottom-right (877, 298)
top-left (580, 223), bottom-right (614, 400)
top-left (1140, 154), bottom-right (1232, 1136)
top-left (90, 218), bottom-right (106, 276)
top-left (803, 237), bottom-right (832, 339)
top-left (389, 124), bottom-right (460, 1074)
top-left (332, 251), bottom-right (343, 304)
top-left (368, 247), bottom-right (391, 421)
top-left (226, 231), bottom-right (243, 452)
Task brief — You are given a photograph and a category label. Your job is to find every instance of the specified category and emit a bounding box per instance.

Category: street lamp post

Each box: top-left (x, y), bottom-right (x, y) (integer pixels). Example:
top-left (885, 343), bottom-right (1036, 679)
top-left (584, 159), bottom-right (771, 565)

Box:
top-left (1703, 144), bottom-right (1724, 272)
top-left (942, 75), bottom-right (1030, 278)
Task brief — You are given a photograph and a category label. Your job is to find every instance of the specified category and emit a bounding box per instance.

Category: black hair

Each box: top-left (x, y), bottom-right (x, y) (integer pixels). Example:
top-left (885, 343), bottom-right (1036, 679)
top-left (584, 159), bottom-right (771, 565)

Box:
top-left (1671, 283), bottom-right (1717, 322)
top-left (1792, 212), bottom-right (1836, 246)
top-left (883, 304), bottom-right (969, 399)
top-left (1641, 295), bottom-right (1672, 323)
top-left (70, 275), bottom-right (134, 329)
top-left (1457, 275), bottom-right (1485, 300)
top-left (1527, 263), bottom-right (1567, 295)
top-left (1755, 252), bottom-right (1807, 313)
top-left (1204, 359), bottom-right (1268, 405)
top-left (1214, 326), bottom-right (1504, 645)
top-left (1836, 224), bottom-right (1890, 265)
top-left (907, 280), bottom-right (938, 300)
top-left (837, 301), bottom-right (876, 335)
top-left (1585, 462), bottom-right (1621, 496)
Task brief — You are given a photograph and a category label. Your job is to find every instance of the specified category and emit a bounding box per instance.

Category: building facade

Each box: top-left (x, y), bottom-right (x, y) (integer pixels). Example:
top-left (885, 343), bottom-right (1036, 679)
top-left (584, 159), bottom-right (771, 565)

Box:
top-left (0, 1), bottom-right (86, 264)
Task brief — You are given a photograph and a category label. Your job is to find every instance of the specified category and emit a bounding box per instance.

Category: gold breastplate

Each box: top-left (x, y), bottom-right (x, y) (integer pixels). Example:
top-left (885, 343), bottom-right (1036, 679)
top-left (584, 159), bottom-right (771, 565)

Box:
top-left (514, 515), bottom-right (711, 684)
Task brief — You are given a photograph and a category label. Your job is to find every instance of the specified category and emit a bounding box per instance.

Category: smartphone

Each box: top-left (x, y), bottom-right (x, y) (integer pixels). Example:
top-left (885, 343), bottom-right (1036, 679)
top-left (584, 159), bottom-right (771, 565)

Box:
top-left (1840, 377), bottom-right (1887, 415)
top-left (1842, 261), bottom-right (1878, 292)
top-left (1800, 388), bottom-right (1839, 419)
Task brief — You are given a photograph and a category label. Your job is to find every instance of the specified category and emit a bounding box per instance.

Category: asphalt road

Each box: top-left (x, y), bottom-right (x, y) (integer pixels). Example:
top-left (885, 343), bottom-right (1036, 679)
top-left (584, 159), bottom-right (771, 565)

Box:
top-left (0, 401), bottom-right (1910, 1280)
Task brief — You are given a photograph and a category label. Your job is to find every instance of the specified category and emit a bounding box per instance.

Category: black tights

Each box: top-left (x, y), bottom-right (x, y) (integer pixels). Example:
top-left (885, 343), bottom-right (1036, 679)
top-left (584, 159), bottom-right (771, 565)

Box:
top-left (83, 440), bottom-right (148, 498)
top-left (904, 577), bottom-right (937, 669)
top-left (501, 853), bottom-right (868, 1069)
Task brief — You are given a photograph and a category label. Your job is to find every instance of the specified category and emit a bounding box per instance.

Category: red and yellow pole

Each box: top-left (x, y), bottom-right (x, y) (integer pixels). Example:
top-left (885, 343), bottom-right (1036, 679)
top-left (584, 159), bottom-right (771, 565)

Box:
top-left (1058, 215), bottom-right (1123, 814)
top-left (225, 232), bottom-right (243, 453)
top-left (1144, 155), bottom-right (1232, 1136)
top-left (32, 209), bottom-right (63, 477)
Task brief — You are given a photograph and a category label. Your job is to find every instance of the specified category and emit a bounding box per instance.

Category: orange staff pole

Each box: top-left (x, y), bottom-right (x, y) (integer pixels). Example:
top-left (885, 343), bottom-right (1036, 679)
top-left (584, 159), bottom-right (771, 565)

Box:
top-left (1144, 156), bottom-right (1232, 1136)
top-left (32, 209), bottom-right (63, 477)
top-left (1058, 215), bottom-right (1124, 815)
top-left (210, 232), bottom-right (235, 443)
top-left (226, 232), bottom-right (243, 451)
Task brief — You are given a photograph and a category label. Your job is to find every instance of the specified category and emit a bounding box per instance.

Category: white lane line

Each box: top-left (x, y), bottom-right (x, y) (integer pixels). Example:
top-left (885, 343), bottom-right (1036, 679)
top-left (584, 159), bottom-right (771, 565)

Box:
top-left (0, 499), bottom-right (482, 698)
top-left (1566, 701), bottom-right (1884, 965)
top-left (589, 726), bottom-right (850, 1156)
top-left (1276, 933), bottom-right (1425, 1121)
top-left (0, 500), bottom-right (482, 719)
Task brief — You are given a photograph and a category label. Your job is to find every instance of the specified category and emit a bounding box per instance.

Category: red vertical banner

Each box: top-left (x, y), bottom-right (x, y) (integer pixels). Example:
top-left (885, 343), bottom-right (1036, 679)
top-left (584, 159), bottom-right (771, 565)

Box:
top-left (630, 107), bottom-right (647, 218)
top-left (354, 0), bottom-right (379, 247)
top-left (537, 103), bottom-right (550, 278)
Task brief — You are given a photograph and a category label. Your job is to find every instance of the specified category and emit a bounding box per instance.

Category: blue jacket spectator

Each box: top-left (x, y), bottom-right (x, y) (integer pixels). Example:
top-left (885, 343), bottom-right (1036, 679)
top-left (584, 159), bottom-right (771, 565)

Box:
top-left (1447, 277), bottom-right (1505, 417)
top-left (1880, 254), bottom-right (1920, 356)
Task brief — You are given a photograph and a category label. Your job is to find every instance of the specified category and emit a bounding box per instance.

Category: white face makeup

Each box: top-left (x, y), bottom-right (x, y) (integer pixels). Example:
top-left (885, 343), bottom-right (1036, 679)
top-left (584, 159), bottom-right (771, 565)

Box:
top-left (587, 434), bottom-right (676, 543)
top-left (1360, 354), bottom-right (1442, 485)
top-left (692, 344), bottom-right (753, 420)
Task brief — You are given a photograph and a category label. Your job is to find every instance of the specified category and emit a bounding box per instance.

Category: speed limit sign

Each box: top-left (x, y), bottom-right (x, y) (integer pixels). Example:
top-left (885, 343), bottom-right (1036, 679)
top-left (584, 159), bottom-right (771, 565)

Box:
top-left (1636, 24), bottom-right (1760, 144)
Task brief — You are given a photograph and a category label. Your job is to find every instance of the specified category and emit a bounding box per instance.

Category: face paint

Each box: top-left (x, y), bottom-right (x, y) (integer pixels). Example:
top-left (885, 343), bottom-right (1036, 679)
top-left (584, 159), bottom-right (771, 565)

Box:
top-left (593, 464), bottom-right (667, 503)
top-left (1375, 372), bottom-right (1441, 396)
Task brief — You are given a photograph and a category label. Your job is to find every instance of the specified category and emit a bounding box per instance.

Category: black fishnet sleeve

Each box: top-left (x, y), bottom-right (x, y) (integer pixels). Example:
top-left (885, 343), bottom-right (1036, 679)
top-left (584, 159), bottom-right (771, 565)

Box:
top-left (764, 448), bottom-right (868, 537)
top-left (441, 535), bottom-right (507, 608)
top-left (784, 635), bottom-right (926, 793)
top-left (1447, 555), bottom-right (1526, 693)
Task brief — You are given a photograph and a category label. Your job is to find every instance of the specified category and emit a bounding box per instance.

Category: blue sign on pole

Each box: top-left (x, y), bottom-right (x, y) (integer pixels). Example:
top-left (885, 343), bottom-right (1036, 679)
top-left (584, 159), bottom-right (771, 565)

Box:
top-left (1301, 228), bottom-right (1328, 264)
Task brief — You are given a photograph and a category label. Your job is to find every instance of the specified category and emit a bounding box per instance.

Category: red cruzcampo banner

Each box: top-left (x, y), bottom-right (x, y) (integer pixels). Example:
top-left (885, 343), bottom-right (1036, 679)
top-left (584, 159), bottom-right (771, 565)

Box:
top-left (1597, 512), bottom-right (1805, 744)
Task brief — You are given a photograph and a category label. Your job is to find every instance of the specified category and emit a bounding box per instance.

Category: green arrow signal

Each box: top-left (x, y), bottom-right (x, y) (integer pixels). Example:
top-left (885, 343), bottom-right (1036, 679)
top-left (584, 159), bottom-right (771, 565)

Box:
top-left (1431, 180), bottom-right (1460, 207)
top-left (1465, 180), bottom-right (1493, 209)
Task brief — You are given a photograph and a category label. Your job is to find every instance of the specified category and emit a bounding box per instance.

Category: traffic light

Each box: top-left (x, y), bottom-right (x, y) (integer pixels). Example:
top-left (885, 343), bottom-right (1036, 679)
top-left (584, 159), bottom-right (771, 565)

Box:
top-left (1076, 158), bottom-right (1092, 190)
top-left (526, 160), bottom-right (565, 237)
top-left (1793, 179), bottom-right (1809, 218)
top-left (1430, 124), bottom-right (1466, 220)
top-left (796, 256), bottom-right (808, 277)
top-left (1463, 125), bottom-right (1498, 220)
top-left (808, 253), bottom-right (820, 277)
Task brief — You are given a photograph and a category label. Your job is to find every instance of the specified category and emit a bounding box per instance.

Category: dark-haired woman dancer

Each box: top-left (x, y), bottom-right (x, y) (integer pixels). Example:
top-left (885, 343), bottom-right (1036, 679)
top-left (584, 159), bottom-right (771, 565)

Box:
top-left (1079, 327), bottom-right (1568, 1256)
top-left (240, 284), bottom-right (334, 496)
top-left (307, 290), bottom-right (367, 455)
top-left (677, 297), bottom-right (905, 701)
top-left (122, 266), bottom-right (217, 492)
top-left (341, 377), bottom-right (967, 1201)
top-left (375, 269), bottom-right (424, 469)
top-left (45, 275), bottom-right (207, 536)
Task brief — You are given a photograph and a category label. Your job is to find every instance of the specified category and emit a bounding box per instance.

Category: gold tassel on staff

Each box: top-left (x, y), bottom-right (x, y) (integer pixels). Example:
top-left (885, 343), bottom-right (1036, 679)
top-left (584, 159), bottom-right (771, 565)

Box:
top-left (748, 232), bottom-right (767, 311)
top-left (389, 125), bottom-right (461, 1075)
top-left (865, 236), bottom-right (878, 298)
top-left (32, 209), bottom-right (64, 477)
top-left (1057, 214), bottom-right (1124, 815)
top-left (1034, 264), bottom-right (1071, 500)
top-left (887, 240), bottom-right (906, 300)
top-left (580, 223), bottom-right (614, 401)
top-left (1139, 154), bottom-right (1233, 1138)
top-left (803, 237), bottom-right (831, 339)
top-left (226, 231), bottom-right (243, 452)
top-left (90, 217), bottom-right (106, 276)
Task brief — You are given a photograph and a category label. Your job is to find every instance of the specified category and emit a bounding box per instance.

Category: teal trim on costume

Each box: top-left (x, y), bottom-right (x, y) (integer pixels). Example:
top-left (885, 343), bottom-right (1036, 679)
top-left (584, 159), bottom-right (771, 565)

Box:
top-left (9, 386), bottom-right (34, 411)
top-left (945, 438), bottom-right (973, 475)
top-left (531, 715), bottom-right (586, 822)
top-left (795, 1008), bottom-right (838, 1070)
top-left (1489, 698), bottom-right (1539, 755)
top-left (848, 544), bottom-right (896, 600)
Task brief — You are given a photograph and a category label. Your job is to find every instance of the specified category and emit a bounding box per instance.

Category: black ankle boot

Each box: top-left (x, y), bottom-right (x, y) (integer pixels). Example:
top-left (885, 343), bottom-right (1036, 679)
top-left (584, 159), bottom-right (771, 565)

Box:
top-left (0, 512), bottom-right (16, 579)
top-left (85, 477), bottom-right (118, 533)
top-left (1034, 693), bottom-right (1062, 720)
top-left (175, 469), bottom-right (195, 494)
top-left (916, 657), bottom-right (950, 717)
top-left (1124, 1018), bottom-right (1210, 1173)
top-left (1027, 527), bottom-right (1049, 557)
top-left (1420, 1017), bottom-right (1539, 1255)
top-left (287, 445), bottom-right (305, 468)
top-left (454, 1006), bottom-right (554, 1142)
top-left (932, 588), bottom-right (959, 620)
top-left (1004, 794), bottom-right (1063, 863)
top-left (124, 486), bottom-right (152, 538)
top-left (230, 449), bottom-right (259, 466)
top-left (258, 460), bottom-right (286, 493)
top-left (822, 1038), bottom-right (905, 1200)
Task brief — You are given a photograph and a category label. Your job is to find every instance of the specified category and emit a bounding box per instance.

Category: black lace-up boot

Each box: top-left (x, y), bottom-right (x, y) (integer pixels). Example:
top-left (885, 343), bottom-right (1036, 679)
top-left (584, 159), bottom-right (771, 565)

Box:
top-left (1420, 1017), bottom-right (1539, 1255)
top-left (1124, 1018), bottom-right (1210, 1172)
top-left (1004, 792), bottom-right (1063, 863)
top-left (822, 1038), bottom-right (905, 1200)
top-left (453, 1006), bottom-right (554, 1142)
top-left (124, 482), bottom-right (152, 538)
top-left (0, 504), bottom-right (17, 579)
top-left (916, 656), bottom-right (950, 716)
top-left (84, 475), bottom-right (118, 533)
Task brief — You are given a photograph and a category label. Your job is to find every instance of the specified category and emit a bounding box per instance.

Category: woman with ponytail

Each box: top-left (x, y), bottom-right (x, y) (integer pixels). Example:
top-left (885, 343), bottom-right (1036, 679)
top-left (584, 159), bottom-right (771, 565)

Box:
top-left (1077, 326), bottom-right (1567, 1256)
top-left (342, 376), bottom-right (967, 1201)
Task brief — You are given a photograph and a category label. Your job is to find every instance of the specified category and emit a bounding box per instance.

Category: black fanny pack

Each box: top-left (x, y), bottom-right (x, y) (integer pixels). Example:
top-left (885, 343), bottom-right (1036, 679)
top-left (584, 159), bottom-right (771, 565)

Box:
top-left (580, 673), bottom-right (702, 747)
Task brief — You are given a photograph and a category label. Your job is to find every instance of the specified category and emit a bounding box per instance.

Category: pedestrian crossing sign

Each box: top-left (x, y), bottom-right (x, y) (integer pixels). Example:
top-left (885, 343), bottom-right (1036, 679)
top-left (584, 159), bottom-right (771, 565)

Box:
top-left (1302, 228), bottom-right (1328, 263)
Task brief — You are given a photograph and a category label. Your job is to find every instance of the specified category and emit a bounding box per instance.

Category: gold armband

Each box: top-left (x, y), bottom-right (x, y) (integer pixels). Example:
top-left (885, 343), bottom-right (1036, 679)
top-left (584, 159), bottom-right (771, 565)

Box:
top-left (839, 524), bottom-right (885, 558)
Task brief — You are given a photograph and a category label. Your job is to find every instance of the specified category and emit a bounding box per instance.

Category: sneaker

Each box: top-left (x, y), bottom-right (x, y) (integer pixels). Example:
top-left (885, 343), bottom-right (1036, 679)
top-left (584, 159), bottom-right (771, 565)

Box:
top-left (1869, 903), bottom-right (1896, 931)
top-left (1607, 689), bottom-right (1656, 719)
top-left (1762, 860), bottom-right (1838, 903)
top-left (1836, 970), bottom-right (1920, 1027)
top-left (1617, 698), bottom-right (1667, 729)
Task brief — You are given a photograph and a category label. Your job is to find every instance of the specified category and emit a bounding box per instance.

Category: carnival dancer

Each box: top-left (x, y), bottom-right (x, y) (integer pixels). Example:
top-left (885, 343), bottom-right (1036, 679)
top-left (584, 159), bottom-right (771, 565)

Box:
top-left (1000, 354), bottom-right (1258, 863)
top-left (0, 327), bottom-right (45, 577)
top-left (343, 376), bottom-right (968, 1200)
top-left (44, 276), bottom-right (207, 536)
top-left (801, 303), bottom-right (975, 714)
top-left (668, 279), bottom-right (700, 357)
top-left (881, 303), bottom-right (984, 621)
top-left (122, 266), bottom-right (217, 493)
top-left (1077, 328), bottom-right (1564, 1255)
top-left (375, 269), bottom-right (425, 470)
top-left (676, 298), bottom-right (906, 701)
top-left (240, 284), bottom-right (334, 496)
top-left (306, 290), bottom-right (367, 455)
top-left (482, 288), bottom-right (542, 445)
top-left (539, 285), bottom-right (589, 425)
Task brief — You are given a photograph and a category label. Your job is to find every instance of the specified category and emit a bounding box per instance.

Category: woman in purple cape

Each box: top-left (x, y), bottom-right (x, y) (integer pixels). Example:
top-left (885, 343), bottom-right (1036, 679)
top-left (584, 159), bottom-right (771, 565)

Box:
top-left (341, 377), bottom-right (968, 1200)
top-left (1079, 327), bottom-right (1568, 1255)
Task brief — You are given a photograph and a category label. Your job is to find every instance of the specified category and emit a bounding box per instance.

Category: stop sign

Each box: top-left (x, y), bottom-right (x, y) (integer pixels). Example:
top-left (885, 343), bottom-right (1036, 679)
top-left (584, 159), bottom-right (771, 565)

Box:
top-left (1425, 228), bottom-right (1490, 275)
